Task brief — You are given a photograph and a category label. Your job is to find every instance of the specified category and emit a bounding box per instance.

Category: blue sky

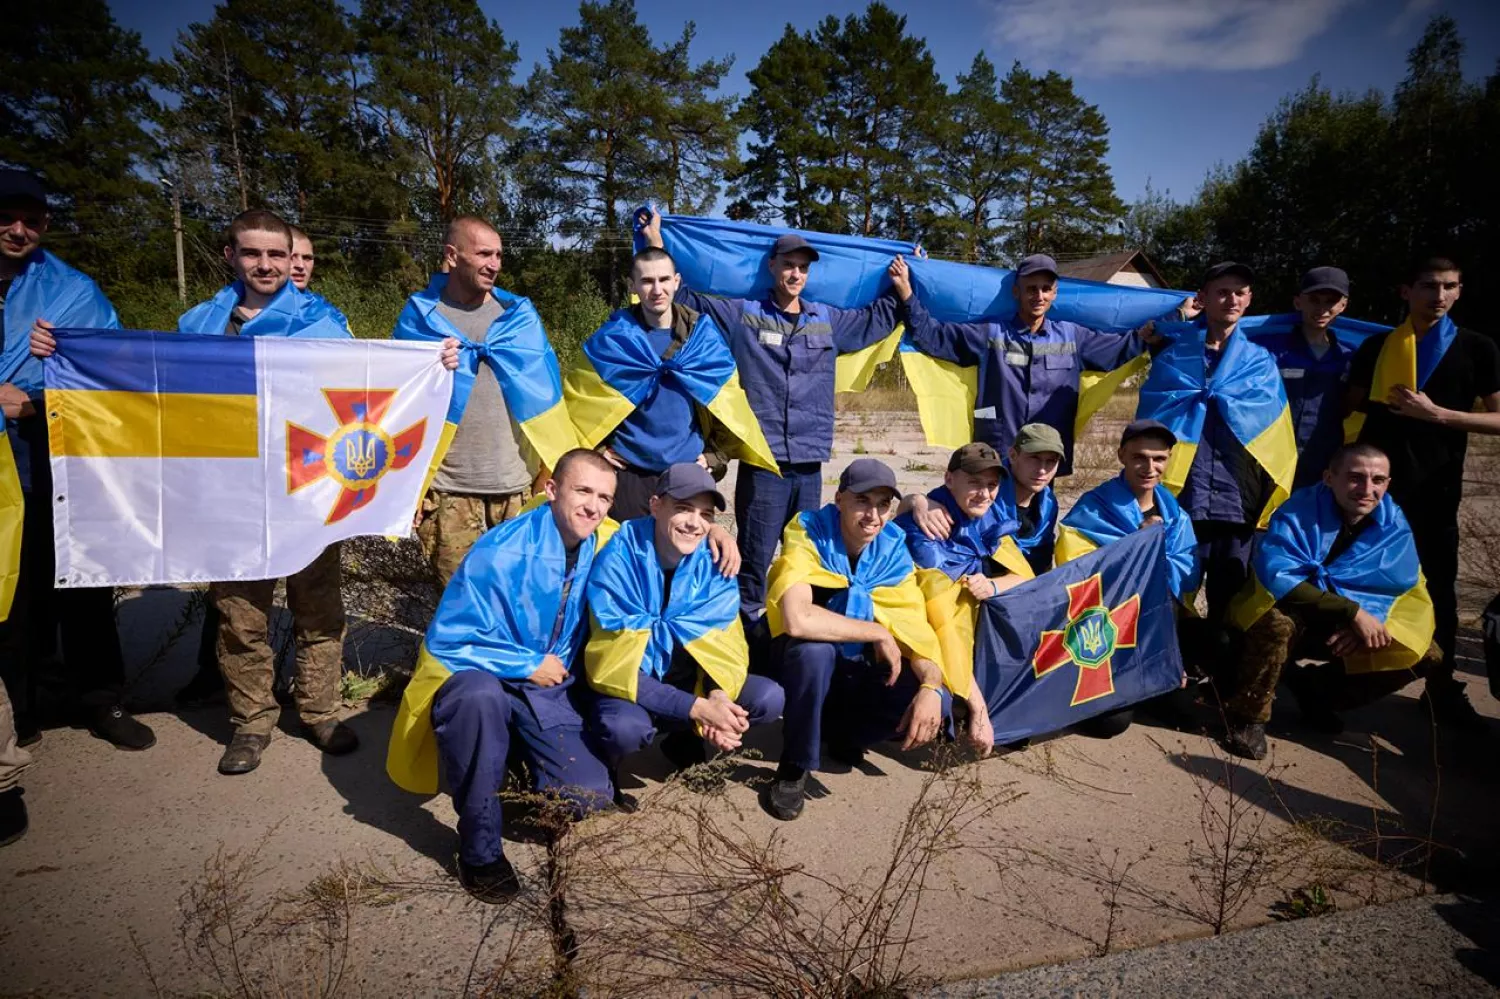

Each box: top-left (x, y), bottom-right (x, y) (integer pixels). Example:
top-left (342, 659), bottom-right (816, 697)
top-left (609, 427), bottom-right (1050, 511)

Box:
top-left (113, 0), bottom-right (1500, 207)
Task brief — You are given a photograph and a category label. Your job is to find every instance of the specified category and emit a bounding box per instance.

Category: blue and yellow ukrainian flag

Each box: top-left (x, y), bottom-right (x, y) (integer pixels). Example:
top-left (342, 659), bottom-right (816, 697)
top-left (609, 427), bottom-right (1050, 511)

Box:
top-left (583, 516), bottom-right (747, 703)
top-left (563, 309), bottom-right (777, 472)
top-left (1137, 323), bottom-right (1297, 527)
top-left (0, 426), bottom-right (20, 622)
top-left (387, 504), bottom-right (617, 794)
top-left (1230, 484), bottom-right (1433, 672)
top-left (1055, 475), bottom-right (1201, 602)
top-left (1342, 314), bottom-right (1457, 442)
top-left (393, 277), bottom-right (577, 486)
top-left (765, 504), bottom-right (944, 670)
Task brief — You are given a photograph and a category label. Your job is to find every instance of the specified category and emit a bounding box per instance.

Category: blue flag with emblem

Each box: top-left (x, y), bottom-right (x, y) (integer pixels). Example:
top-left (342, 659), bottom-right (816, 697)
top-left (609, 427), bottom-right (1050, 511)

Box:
top-left (972, 524), bottom-right (1183, 744)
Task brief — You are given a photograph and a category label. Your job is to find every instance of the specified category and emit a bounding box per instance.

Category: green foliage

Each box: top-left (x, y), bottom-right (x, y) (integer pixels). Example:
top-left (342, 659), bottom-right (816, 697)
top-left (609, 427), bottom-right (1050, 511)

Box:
top-left (926, 53), bottom-right (1019, 262)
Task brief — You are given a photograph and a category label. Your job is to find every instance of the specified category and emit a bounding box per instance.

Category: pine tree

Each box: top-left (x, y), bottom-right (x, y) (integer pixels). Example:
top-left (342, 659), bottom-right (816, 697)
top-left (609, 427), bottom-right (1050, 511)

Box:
top-left (927, 53), bottom-right (1018, 262)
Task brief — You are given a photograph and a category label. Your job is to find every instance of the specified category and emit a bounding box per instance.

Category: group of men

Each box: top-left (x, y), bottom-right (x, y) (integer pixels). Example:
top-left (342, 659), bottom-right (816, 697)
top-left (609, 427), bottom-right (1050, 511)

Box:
top-left (1, 174), bottom-right (1494, 906)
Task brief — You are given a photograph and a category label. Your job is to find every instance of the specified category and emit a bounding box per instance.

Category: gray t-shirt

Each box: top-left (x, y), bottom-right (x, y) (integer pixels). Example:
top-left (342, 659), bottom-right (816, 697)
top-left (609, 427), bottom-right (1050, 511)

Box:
top-left (431, 293), bottom-right (531, 495)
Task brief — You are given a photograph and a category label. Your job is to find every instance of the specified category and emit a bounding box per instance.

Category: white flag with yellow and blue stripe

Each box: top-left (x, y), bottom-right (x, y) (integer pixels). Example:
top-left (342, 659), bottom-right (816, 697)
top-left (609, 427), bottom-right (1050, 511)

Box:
top-left (45, 328), bottom-right (453, 586)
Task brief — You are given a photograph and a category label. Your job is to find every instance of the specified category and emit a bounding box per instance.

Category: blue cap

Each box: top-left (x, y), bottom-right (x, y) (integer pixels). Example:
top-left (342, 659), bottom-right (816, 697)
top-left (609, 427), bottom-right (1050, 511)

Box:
top-left (654, 462), bottom-right (725, 511)
top-left (836, 458), bottom-right (899, 497)
top-left (1201, 261), bottom-right (1255, 288)
top-left (0, 169), bottom-right (47, 207)
top-left (771, 233), bottom-right (820, 261)
top-left (1015, 254), bottom-right (1059, 279)
top-left (1299, 266), bottom-right (1349, 297)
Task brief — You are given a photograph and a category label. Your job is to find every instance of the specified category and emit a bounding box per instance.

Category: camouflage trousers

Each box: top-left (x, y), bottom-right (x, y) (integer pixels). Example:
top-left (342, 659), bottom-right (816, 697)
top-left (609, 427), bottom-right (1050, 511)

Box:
top-left (417, 487), bottom-right (531, 589)
top-left (210, 544), bottom-right (346, 737)
top-left (1227, 604), bottom-right (1440, 724)
top-left (0, 676), bottom-right (32, 792)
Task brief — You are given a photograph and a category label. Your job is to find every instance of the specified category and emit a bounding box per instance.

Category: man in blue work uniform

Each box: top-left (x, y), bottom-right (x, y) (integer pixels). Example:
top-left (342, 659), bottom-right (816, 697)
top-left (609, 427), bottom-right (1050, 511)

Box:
top-left (887, 253), bottom-right (1186, 476)
top-left (638, 209), bottom-right (903, 618)
top-left (1256, 267), bottom-right (1353, 490)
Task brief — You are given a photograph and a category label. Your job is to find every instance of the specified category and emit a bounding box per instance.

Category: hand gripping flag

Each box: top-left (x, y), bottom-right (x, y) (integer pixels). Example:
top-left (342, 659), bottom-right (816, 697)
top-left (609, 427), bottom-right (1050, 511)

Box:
top-left (1229, 483), bottom-right (1434, 673)
top-left (393, 277), bottom-right (577, 483)
top-left (898, 487), bottom-right (1033, 698)
top-left (974, 524), bottom-right (1184, 744)
top-left (1056, 474), bottom-right (1201, 602)
top-left (765, 503), bottom-right (944, 669)
top-left (387, 504), bottom-right (616, 794)
top-left (1137, 323), bottom-right (1297, 527)
top-left (563, 307), bottom-right (777, 472)
top-left (44, 328), bottom-right (452, 587)
top-left (584, 516), bottom-right (748, 702)
top-left (1342, 314), bottom-right (1457, 442)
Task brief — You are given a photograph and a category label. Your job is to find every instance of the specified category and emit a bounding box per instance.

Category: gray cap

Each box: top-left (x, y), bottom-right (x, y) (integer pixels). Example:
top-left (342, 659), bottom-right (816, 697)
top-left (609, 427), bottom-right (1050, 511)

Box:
top-left (771, 233), bottom-right (820, 261)
top-left (0, 169), bottom-right (47, 207)
top-left (1119, 419), bottom-right (1177, 449)
top-left (1015, 254), bottom-right (1059, 279)
top-left (1013, 423), bottom-right (1065, 456)
top-left (1201, 260), bottom-right (1255, 288)
top-left (836, 458), bottom-right (899, 497)
top-left (1299, 266), bottom-right (1349, 297)
top-left (654, 462), bottom-right (725, 511)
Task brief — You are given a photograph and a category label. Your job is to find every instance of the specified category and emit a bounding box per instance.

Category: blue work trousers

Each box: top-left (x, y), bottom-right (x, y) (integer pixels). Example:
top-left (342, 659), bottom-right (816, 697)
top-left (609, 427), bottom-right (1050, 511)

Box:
top-left (587, 674), bottom-right (787, 769)
top-left (734, 461), bottom-right (824, 616)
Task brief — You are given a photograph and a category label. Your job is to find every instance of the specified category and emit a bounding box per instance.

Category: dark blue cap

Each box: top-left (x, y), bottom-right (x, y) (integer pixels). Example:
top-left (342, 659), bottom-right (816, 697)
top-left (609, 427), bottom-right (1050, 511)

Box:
top-left (655, 462), bottom-right (725, 510)
top-left (1299, 266), bottom-right (1349, 297)
top-left (1120, 419), bottom-right (1177, 448)
top-left (771, 233), bottom-right (820, 261)
top-left (1200, 261), bottom-right (1255, 288)
top-left (1015, 254), bottom-right (1059, 279)
top-left (837, 458), bottom-right (899, 497)
top-left (0, 169), bottom-right (47, 207)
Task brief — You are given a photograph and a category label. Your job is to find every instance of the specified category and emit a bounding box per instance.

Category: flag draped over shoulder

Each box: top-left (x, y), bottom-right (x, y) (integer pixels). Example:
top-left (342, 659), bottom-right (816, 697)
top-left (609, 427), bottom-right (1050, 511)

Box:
top-left (1241, 313), bottom-right (1389, 355)
top-left (1341, 315), bottom-right (1457, 442)
top-left (1230, 484), bottom-right (1433, 673)
top-left (45, 329), bottom-right (451, 587)
top-left (1, 250), bottom-right (119, 394)
top-left (393, 277), bottom-right (576, 483)
top-left (584, 516), bottom-right (746, 703)
top-left (178, 281), bottom-right (352, 340)
top-left (1056, 475), bottom-right (1201, 601)
top-left (1137, 323), bottom-right (1296, 527)
top-left (900, 487), bottom-right (1033, 697)
top-left (974, 525), bottom-right (1184, 743)
top-left (994, 473), bottom-right (1057, 570)
top-left (765, 504), bottom-right (943, 668)
top-left (387, 505), bottom-right (616, 794)
top-left (563, 308), bottom-right (777, 472)
top-left (0, 426), bottom-right (20, 622)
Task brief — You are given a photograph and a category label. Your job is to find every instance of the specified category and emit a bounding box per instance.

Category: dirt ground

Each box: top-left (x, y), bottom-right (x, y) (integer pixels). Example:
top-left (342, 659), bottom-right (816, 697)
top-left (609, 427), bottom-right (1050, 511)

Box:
top-left (3, 404), bottom-right (1500, 997)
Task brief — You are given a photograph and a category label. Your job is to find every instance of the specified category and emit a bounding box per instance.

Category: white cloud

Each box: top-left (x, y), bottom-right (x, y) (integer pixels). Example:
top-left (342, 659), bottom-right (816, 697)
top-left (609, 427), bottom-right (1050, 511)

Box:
top-left (988, 0), bottom-right (1359, 75)
top-left (1387, 0), bottom-right (1438, 36)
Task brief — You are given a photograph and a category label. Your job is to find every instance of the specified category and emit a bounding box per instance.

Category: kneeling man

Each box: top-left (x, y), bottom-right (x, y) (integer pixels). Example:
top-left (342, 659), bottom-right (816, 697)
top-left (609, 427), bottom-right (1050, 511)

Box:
top-left (386, 450), bottom-right (619, 902)
top-left (584, 463), bottom-right (785, 776)
top-left (763, 459), bottom-right (950, 820)
top-left (1223, 444), bottom-right (1439, 760)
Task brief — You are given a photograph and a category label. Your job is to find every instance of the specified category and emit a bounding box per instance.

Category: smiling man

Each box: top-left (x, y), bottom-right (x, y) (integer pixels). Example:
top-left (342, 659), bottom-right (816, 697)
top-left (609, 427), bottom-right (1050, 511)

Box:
top-left (582, 464), bottom-right (785, 787)
top-left (1222, 444), bottom-right (1440, 760)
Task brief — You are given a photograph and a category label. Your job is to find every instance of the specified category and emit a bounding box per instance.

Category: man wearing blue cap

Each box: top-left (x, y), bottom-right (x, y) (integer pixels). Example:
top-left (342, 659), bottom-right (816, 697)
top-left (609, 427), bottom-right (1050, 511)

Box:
top-left (1257, 267), bottom-right (1354, 490)
top-left (639, 210), bottom-right (904, 619)
top-left (888, 253), bottom-right (1189, 476)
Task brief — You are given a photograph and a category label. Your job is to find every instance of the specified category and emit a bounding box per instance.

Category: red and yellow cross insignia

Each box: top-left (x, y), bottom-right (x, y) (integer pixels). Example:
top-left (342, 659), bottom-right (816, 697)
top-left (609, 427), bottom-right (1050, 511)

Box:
top-left (286, 388), bottom-right (426, 525)
top-left (1032, 573), bottom-right (1140, 706)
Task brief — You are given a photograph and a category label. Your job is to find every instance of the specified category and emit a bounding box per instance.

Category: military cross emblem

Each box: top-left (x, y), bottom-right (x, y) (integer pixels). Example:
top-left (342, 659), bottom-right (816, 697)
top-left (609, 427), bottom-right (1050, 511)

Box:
top-left (286, 389), bottom-right (426, 524)
top-left (1032, 573), bottom-right (1140, 706)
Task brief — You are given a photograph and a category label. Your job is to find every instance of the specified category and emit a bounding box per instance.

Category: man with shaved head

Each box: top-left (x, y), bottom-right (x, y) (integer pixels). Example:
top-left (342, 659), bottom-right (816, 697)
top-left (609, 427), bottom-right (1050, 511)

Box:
top-left (394, 216), bottom-right (552, 585)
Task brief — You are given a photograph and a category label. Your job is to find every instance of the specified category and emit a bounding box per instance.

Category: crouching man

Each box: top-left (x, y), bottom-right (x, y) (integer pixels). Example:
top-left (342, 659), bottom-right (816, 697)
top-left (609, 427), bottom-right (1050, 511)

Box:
top-left (385, 449), bottom-right (619, 902)
top-left (1222, 444), bottom-right (1440, 760)
top-left (761, 458), bottom-right (950, 821)
top-left (583, 463), bottom-right (785, 784)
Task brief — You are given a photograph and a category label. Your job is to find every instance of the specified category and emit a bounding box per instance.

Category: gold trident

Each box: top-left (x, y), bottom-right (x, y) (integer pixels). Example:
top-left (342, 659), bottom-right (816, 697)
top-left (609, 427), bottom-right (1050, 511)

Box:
top-left (345, 433), bottom-right (377, 478)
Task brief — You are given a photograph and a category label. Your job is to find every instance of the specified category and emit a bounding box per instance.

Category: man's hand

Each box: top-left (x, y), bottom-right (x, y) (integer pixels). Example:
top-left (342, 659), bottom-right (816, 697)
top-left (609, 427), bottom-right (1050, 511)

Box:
top-left (1179, 295), bottom-right (1202, 320)
top-left (695, 452), bottom-right (710, 470)
top-left (888, 255), bottom-right (913, 301)
top-left (1388, 386), bottom-right (1445, 423)
top-left (706, 523), bottom-right (741, 577)
top-left (898, 685), bottom-right (944, 751)
top-left (0, 383), bottom-right (31, 419)
top-left (1140, 513), bottom-right (1163, 529)
top-left (439, 337), bottom-right (461, 371)
top-left (701, 723), bottom-right (742, 753)
top-left (964, 695), bottom-right (993, 756)
top-left (872, 627), bottom-right (903, 686)
top-left (964, 574), bottom-right (998, 602)
top-left (690, 689), bottom-right (749, 735)
top-left (529, 654), bottom-right (568, 687)
top-left (908, 493), bottom-right (954, 541)
top-left (638, 208), bottom-right (664, 249)
top-left (29, 319), bottom-right (56, 358)
top-left (599, 445), bottom-right (626, 470)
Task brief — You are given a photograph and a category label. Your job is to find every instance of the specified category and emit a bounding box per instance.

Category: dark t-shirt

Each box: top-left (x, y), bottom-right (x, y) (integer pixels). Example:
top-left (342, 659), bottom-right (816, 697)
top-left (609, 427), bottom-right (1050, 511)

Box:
top-left (1350, 326), bottom-right (1500, 502)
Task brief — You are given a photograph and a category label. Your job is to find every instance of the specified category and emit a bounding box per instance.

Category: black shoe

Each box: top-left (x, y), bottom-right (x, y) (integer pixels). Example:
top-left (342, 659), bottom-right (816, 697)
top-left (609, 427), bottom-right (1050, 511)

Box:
top-left (88, 704), bottom-right (156, 751)
top-left (175, 665), bottom-right (226, 705)
top-left (458, 854), bottom-right (521, 903)
top-left (765, 764), bottom-right (807, 821)
top-left (1223, 719), bottom-right (1268, 761)
top-left (0, 788), bottom-right (27, 847)
top-left (610, 771), bottom-right (638, 815)
top-left (304, 720), bottom-right (359, 755)
top-left (659, 730), bottom-right (708, 772)
top-left (218, 733), bottom-right (270, 775)
top-left (1419, 682), bottom-right (1490, 733)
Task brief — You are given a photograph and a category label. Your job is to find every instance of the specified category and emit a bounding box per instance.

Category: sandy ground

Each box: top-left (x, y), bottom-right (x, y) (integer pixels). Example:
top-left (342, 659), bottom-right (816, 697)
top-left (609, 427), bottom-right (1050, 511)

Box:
top-left (3, 407), bottom-right (1500, 997)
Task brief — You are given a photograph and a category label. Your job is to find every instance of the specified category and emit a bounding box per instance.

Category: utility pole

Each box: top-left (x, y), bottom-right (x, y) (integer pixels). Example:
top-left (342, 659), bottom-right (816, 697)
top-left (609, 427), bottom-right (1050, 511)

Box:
top-left (162, 178), bottom-right (186, 306)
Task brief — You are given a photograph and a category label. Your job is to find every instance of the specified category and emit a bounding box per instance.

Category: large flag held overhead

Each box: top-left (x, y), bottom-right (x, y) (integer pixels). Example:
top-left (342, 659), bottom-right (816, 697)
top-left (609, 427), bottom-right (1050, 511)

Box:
top-left (973, 525), bottom-right (1183, 744)
top-left (45, 328), bottom-right (452, 587)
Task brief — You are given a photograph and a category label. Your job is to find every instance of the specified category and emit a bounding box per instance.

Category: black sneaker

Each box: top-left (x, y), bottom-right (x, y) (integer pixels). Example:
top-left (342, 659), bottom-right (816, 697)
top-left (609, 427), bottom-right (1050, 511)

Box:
top-left (458, 854), bottom-right (521, 903)
top-left (609, 770), bottom-right (638, 814)
top-left (304, 720), bottom-right (359, 755)
top-left (765, 764), bottom-right (807, 821)
top-left (659, 730), bottom-right (708, 772)
top-left (88, 704), bottom-right (156, 751)
top-left (217, 733), bottom-right (271, 775)
top-left (1223, 719), bottom-right (1268, 761)
top-left (1419, 681), bottom-right (1490, 733)
top-left (0, 788), bottom-right (27, 847)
